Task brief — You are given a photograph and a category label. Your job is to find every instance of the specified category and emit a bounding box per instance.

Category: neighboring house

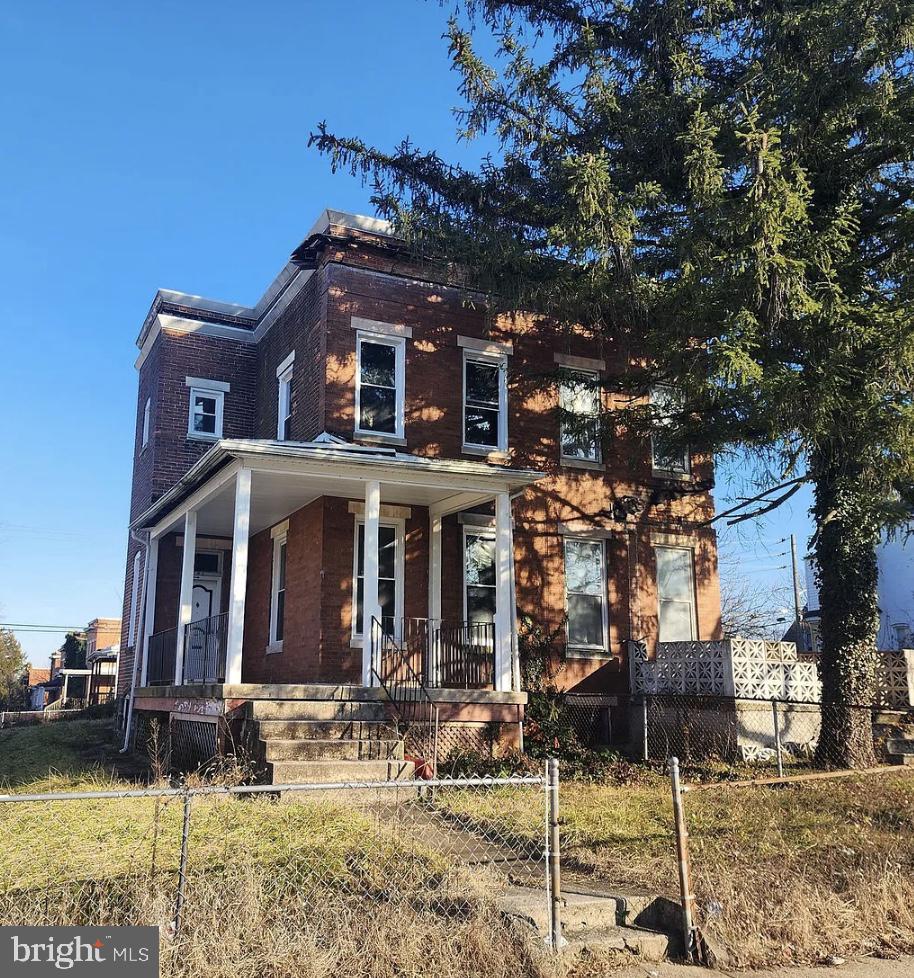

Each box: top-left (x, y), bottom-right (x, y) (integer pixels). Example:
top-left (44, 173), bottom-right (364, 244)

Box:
top-left (26, 668), bottom-right (51, 711)
top-left (803, 528), bottom-right (914, 651)
top-left (84, 617), bottom-right (121, 706)
top-left (118, 209), bottom-right (722, 777)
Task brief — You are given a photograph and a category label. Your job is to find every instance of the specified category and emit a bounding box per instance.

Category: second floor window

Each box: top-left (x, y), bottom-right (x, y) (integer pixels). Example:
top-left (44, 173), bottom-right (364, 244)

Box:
top-left (276, 352), bottom-right (294, 441)
top-left (356, 334), bottom-right (404, 438)
top-left (463, 352), bottom-right (507, 451)
top-left (186, 378), bottom-right (228, 440)
top-left (559, 370), bottom-right (601, 462)
top-left (650, 385), bottom-right (690, 475)
top-left (141, 397), bottom-right (151, 449)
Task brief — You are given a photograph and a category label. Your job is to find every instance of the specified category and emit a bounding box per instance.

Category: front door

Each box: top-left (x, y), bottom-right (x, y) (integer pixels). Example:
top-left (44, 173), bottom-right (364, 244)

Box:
top-left (186, 552), bottom-right (222, 681)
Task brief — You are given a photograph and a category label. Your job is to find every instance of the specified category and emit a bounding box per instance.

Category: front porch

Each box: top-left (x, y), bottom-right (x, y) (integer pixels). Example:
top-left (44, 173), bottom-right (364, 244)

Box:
top-left (132, 439), bottom-right (543, 704)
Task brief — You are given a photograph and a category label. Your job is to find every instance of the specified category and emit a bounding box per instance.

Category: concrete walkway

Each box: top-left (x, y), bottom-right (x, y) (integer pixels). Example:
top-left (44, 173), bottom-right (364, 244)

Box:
top-left (614, 957), bottom-right (914, 978)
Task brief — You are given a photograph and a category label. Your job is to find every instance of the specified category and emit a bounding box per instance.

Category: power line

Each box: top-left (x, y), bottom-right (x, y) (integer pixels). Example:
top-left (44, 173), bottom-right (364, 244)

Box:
top-left (0, 623), bottom-right (84, 632)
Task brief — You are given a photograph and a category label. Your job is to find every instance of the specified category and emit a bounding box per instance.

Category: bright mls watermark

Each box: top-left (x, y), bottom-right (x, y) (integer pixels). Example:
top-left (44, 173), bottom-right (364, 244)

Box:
top-left (1, 928), bottom-right (158, 976)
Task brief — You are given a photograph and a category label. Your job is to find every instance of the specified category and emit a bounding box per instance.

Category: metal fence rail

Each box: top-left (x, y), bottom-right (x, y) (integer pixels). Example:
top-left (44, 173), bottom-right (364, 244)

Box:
top-left (0, 771), bottom-right (560, 969)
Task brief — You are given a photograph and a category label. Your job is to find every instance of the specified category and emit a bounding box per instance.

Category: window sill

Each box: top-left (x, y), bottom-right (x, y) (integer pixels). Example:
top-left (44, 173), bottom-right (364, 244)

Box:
top-left (462, 445), bottom-right (509, 462)
top-left (560, 456), bottom-right (604, 471)
top-left (350, 638), bottom-right (364, 649)
top-left (566, 647), bottom-right (612, 660)
top-left (187, 432), bottom-right (221, 443)
top-left (651, 468), bottom-right (692, 482)
top-left (265, 641), bottom-right (283, 655)
top-left (355, 431), bottom-right (407, 447)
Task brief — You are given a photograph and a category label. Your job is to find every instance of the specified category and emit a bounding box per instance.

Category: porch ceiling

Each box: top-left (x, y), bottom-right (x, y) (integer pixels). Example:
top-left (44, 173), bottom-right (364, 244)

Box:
top-left (135, 438), bottom-right (544, 538)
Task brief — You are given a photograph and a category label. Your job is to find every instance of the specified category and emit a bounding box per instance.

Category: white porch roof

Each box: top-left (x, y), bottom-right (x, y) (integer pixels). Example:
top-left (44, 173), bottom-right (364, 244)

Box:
top-left (133, 438), bottom-right (544, 538)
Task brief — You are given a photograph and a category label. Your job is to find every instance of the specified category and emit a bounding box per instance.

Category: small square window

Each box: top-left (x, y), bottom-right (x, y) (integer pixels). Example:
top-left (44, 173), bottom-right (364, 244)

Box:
top-left (187, 387), bottom-right (224, 440)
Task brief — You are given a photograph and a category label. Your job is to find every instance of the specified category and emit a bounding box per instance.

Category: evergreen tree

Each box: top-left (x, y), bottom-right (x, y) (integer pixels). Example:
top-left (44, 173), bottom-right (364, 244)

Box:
top-left (0, 629), bottom-right (28, 709)
top-left (313, 0), bottom-right (914, 766)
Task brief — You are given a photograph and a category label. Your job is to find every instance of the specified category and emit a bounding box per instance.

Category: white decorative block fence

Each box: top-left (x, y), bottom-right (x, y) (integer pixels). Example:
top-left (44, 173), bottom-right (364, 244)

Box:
top-left (630, 638), bottom-right (914, 709)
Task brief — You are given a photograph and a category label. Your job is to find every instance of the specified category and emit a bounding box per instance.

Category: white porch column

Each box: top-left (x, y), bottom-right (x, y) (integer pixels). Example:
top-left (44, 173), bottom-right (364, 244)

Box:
top-left (361, 480), bottom-right (382, 686)
top-left (175, 510), bottom-right (197, 685)
top-left (494, 492), bottom-right (514, 692)
top-left (428, 514), bottom-right (443, 685)
top-left (225, 467), bottom-right (252, 685)
top-left (139, 536), bottom-right (159, 688)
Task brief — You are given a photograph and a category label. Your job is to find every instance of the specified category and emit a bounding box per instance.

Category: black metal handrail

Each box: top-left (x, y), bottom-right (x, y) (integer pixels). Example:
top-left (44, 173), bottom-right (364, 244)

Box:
top-left (371, 617), bottom-right (439, 776)
top-left (182, 612), bottom-right (228, 684)
top-left (146, 627), bottom-right (178, 686)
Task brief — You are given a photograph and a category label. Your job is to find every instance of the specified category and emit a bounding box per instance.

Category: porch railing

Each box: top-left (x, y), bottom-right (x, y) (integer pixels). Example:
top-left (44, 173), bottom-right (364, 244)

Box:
top-left (374, 617), bottom-right (496, 690)
top-left (371, 617), bottom-right (439, 776)
top-left (146, 627), bottom-right (178, 686)
top-left (182, 612), bottom-right (228, 685)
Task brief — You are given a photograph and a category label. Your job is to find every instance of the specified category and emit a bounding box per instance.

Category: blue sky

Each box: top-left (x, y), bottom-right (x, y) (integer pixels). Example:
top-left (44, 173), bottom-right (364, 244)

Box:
top-left (0, 1), bottom-right (813, 665)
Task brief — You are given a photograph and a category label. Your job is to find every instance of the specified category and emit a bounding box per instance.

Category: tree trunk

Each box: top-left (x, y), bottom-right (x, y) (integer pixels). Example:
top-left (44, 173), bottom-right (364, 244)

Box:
top-left (811, 451), bottom-right (881, 769)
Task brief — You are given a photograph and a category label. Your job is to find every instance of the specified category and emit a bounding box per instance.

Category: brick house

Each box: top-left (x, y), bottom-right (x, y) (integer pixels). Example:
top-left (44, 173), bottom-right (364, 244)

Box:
top-left (119, 209), bottom-right (722, 781)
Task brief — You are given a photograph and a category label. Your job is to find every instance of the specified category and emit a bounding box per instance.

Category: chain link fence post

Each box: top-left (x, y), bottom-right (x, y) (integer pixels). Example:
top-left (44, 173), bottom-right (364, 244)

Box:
top-left (771, 699), bottom-right (784, 777)
top-left (546, 757), bottom-right (562, 950)
top-left (642, 695), bottom-right (650, 762)
top-left (171, 789), bottom-right (192, 940)
top-left (669, 757), bottom-right (698, 962)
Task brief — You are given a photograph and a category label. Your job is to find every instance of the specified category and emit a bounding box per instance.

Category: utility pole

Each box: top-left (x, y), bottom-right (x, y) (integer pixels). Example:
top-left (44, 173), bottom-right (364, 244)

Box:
top-left (790, 533), bottom-right (804, 646)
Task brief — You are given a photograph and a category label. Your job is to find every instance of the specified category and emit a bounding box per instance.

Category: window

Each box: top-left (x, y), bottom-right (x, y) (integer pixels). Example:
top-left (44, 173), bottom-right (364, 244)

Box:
top-left (560, 370), bottom-right (601, 462)
top-left (355, 335), bottom-right (404, 438)
top-left (276, 352), bottom-right (294, 441)
top-left (352, 520), bottom-right (403, 637)
top-left (187, 388), bottom-right (224, 439)
top-left (269, 532), bottom-right (287, 648)
top-left (894, 623), bottom-right (913, 649)
top-left (463, 352), bottom-right (507, 450)
top-left (127, 550), bottom-right (142, 648)
top-left (656, 546), bottom-right (697, 642)
top-left (464, 530), bottom-right (496, 626)
top-left (651, 385), bottom-right (690, 475)
top-left (141, 398), bottom-right (151, 449)
top-left (193, 551), bottom-right (221, 576)
top-left (564, 539), bottom-right (608, 653)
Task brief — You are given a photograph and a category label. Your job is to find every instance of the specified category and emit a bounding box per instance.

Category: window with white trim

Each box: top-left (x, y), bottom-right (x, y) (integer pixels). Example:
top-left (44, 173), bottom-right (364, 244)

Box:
top-left (650, 385), bottom-right (690, 474)
top-left (655, 545), bottom-right (697, 642)
top-left (352, 519), bottom-right (403, 637)
top-left (564, 538), bottom-right (608, 653)
top-left (355, 334), bottom-right (405, 437)
top-left (276, 357), bottom-right (293, 441)
top-left (463, 352), bottom-right (507, 450)
top-left (127, 550), bottom-right (142, 648)
top-left (187, 387), bottom-right (224, 439)
top-left (269, 531), bottom-right (287, 648)
top-left (141, 398), bottom-right (151, 449)
top-left (464, 530), bottom-right (496, 626)
top-left (559, 369), bottom-right (601, 462)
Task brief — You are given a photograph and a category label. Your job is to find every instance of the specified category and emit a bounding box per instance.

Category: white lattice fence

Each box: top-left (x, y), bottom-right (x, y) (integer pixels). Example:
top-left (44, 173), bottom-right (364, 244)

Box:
top-left (631, 639), bottom-right (914, 707)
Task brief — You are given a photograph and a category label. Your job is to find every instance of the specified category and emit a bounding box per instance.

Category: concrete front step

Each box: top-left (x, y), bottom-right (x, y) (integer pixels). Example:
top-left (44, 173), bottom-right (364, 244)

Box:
top-left (563, 924), bottom-right (671, 961)
top-left (258, 719), bottom-right (398, 741)
top-left (269, 758), bottom-right (416, 785)
top-left (251, 699), bottom-right (388, 722)
top-left (262, 738), bottom-right (404, 762)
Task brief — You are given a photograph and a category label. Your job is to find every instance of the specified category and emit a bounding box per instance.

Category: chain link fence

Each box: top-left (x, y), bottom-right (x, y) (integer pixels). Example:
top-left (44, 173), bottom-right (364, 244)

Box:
top-left (0, 773), bottom-right (558, 975)
top-left (636, 693), bottom-right (914, 776)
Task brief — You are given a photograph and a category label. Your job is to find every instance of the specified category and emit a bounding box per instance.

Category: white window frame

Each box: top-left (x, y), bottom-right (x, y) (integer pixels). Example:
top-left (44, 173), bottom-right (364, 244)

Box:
top-left (559, 368), bottom-right (602, 463)
top-left (276, 351), bottom-right (295, 441)
top-left (350, 516), bottom-right (405, 641)
top-left (186, 381), bottom-right (226, 441)
top-left (655, 545), bottom-right (698, 642)
top-left (141, 397), bottom-right (151, 450)
top-left (462, 350), bottom-right (508, 453)
top-left (650, 385), bottom-right (690, 476)
top-left (268, 524), bottom-right (288, 652)
top-left (462, 526), bottom-right (497, 626)
top-left (354, 332), bottom-right (405, 440)
top-left (127, 550), bottom-right (142, 649)
top-left (563, 537), bottom-right (610, 657)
